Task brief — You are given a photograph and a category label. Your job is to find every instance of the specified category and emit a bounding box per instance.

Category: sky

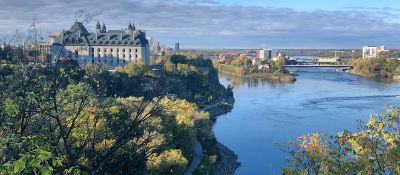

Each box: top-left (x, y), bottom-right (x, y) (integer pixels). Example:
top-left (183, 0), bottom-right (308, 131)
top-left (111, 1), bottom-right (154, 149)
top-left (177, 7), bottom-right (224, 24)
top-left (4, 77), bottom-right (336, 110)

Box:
top-left (1, 0), bottom-right (400, 49)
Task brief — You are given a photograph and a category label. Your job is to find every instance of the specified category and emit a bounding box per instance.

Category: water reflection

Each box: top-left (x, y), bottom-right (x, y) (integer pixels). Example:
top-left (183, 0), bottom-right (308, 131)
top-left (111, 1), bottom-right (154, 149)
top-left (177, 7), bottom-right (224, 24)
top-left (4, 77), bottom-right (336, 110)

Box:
top-left (214, 69), bottom-right (400, 175)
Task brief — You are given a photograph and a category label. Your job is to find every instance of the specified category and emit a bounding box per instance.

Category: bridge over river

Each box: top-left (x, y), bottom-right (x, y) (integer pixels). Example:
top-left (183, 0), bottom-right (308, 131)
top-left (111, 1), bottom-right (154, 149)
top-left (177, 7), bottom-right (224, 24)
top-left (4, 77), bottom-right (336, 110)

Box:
top-left (286, 65), bottom-right (353, 72)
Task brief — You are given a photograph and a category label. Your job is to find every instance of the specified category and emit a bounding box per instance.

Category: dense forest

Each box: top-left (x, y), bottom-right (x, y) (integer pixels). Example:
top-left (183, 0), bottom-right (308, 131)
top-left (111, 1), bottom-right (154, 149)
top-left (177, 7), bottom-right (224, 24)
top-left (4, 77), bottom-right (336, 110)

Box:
top-left (0, 45), bottom-right (222, 174)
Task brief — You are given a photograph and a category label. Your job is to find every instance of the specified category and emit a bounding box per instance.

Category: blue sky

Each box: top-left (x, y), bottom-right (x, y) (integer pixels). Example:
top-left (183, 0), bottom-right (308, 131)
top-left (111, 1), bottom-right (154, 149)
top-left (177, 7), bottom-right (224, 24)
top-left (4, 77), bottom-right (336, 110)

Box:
top-left (1, 0), bottom-right (400, 49)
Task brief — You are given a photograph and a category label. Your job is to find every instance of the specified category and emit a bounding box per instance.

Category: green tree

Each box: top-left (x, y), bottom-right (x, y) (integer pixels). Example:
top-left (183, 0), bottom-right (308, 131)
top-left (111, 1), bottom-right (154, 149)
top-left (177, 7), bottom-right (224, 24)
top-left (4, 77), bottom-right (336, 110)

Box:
top-left (277, 105), bottom-right (400, 174)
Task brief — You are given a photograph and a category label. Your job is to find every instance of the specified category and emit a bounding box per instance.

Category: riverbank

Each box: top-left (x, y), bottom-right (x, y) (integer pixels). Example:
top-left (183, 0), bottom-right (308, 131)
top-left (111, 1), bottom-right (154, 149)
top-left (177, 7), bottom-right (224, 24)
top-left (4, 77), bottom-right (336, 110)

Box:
top-left (207, 95), bottom-right (235, 119)
top-left (210, 95), bottom-right (240, 175)
top-left (186, 92), bottom-right (239, 175)
top-left (346, 69), bottom-right (400, 79)
top-left (218, 70), bottom-right (296, 83)
top-left (216, 142), bottom-right (241, 175)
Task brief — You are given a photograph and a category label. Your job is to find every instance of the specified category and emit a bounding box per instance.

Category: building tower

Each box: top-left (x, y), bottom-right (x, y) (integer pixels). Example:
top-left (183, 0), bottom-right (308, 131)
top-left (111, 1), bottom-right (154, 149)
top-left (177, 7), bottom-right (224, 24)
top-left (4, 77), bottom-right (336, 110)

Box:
top-left (175, 43), bottom-right (179, 51)
top-left (95, 21), bottom-right (101, 33)
top-left (101, 23), bottom-right (106, 33)
top-left (132, 21), bottom-right (136, 31)
top-left (127, 22), bottom-right (132, 34)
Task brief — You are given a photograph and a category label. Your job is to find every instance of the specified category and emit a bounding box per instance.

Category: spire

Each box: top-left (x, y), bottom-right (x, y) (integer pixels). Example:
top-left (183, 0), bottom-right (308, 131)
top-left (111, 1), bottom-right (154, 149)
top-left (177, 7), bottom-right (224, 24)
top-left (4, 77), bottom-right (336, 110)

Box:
top-left (102, 23), bottom-right (106, 33)
top-left (132, 21), bottom-right (135, 31)
top-left (128, 22), bottom-right (132, 30)
top-left (96, 21), bottom-right (100, 29)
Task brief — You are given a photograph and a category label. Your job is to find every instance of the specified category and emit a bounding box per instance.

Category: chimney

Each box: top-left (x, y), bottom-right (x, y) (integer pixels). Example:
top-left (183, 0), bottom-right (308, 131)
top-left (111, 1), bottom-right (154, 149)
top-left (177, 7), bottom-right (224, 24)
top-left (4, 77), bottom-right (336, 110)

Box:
top-left (120, 33), bottom-right (123, 41)
top-left (107, 33), bottom-right (110, 41)
top-left (78, 30), bottom-right (81, 37)
top-left (95, 32), bottom-right (98, 40)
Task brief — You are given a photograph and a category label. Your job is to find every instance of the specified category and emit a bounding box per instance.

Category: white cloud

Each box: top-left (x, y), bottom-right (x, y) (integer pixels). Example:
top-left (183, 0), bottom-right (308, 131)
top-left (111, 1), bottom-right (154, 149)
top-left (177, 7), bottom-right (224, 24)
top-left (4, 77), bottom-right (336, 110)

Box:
top-left (1, 0), bottom-right (400, 48)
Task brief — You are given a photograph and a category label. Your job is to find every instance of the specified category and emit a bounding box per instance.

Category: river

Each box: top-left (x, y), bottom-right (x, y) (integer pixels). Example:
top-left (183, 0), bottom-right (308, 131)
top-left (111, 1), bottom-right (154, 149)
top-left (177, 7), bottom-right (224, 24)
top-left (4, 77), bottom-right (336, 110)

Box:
top-left (213, 67), bottom-right (400, 174)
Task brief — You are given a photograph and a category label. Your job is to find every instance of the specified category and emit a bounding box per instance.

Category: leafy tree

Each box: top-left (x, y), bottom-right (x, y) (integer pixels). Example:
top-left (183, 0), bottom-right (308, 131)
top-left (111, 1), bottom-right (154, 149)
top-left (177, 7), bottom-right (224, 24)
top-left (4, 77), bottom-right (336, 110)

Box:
top-left (277, 105), bottom-right (400, 174)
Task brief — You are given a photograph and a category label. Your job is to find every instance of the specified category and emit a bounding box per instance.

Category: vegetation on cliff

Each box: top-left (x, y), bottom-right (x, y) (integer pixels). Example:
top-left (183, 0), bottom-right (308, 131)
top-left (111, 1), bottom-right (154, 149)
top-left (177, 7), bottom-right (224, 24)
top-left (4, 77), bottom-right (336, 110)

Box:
top-left (0, 52), bottom-right (221, 174)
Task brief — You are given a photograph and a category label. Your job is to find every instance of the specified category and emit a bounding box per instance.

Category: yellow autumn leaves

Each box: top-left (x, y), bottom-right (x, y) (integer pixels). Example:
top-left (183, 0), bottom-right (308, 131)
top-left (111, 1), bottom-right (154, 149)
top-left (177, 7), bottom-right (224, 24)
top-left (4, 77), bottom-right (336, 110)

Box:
top-left (278, 105), bottom-right (400, 174)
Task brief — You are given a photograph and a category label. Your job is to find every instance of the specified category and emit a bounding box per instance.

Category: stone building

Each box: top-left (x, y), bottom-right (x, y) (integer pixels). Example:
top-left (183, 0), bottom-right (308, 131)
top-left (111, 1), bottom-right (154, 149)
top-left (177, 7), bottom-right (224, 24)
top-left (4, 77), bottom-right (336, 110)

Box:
top-left (51, 21), bottom-right (150, 68)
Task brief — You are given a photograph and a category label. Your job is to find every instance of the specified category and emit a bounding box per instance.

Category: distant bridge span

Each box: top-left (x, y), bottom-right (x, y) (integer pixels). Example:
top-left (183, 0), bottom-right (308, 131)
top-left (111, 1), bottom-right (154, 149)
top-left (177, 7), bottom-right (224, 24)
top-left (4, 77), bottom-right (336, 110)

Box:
top-left (286, 65), bottom-right (353, 72)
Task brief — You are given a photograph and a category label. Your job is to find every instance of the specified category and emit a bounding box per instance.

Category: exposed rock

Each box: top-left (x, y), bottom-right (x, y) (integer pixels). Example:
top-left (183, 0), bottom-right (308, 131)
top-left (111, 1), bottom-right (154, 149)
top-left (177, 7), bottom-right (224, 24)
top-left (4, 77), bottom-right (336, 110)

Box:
top-left (215, 142), bottom-right (241, 175)
top-left (208, 96), bottom-right (235, 119)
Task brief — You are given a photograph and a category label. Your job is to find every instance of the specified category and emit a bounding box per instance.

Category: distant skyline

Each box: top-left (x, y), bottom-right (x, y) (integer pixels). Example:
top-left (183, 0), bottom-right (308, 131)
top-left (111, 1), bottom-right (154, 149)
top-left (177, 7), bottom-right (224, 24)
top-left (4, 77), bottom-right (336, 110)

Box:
top-left (1, 0), bottom-right (400, 49)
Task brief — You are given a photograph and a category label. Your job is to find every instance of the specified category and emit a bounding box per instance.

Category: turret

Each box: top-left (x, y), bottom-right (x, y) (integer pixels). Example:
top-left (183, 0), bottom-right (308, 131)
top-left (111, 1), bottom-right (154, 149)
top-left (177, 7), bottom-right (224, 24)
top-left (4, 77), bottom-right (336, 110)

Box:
top-left (95, 21), bottom-right (101, 33)
top-left (132, 21), bottom-right (136, 31)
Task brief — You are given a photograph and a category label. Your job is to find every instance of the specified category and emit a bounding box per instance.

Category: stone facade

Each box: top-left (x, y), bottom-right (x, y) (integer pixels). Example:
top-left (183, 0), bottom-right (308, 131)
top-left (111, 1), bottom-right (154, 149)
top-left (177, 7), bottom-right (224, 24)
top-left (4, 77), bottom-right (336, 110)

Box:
top-left (51, 21), bottom-right (150, 69)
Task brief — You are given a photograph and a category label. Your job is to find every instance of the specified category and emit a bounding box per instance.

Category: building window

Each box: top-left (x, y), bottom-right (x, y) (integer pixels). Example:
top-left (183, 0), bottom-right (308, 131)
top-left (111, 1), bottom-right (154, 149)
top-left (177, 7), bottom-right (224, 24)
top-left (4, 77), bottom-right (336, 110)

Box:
top-left (104, 48), bottom-right (106, 52)
top-left (92, 59), bottom-right (94, 63)
top-left (117, 49), bottom-right (119, 53)
top-left (136, 54), bottom-right (138, 58)
top-left (75, 51), bottom-right (78, 58)
top-left (92, 48), bottom-right (94, 52)
top-left (123, 54), bottom-right (125, 58)
top-left (92, 54), bottom-right (94, 58)
top-left (129, 54), bottom-right (131, 58)
top-left (111, 48), bottom-right (113, 52)
top-left (123, 49), bottom-right (125, 52)
top-left (123, 60), bottom-right (125, 63)
top-left (129, 49), bottom-right (131, 52)
top-left (135, 49), bottom-right (137, 52)
top-left (98, 48), bottom-right (100, 52)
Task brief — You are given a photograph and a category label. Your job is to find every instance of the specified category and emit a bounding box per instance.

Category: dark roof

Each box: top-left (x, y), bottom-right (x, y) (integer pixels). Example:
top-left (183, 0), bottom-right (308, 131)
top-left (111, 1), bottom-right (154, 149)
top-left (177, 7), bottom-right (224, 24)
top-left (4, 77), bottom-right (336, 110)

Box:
top-left (52, 22), bottom-right (147, 47)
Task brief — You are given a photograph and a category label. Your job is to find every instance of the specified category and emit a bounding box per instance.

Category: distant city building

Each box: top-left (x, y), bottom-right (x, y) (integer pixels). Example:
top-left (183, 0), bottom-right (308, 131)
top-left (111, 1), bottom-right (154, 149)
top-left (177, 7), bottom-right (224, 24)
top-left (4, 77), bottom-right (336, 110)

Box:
top-left (38, 32), bottom-right (60, 54)
top-left (175, 43), bottom-right (179, 51)
top-left (380, 46), bottom-right (386, 51)
top-left (252, 58), bottom-right (262, 66)
top-left (147, 36), bottom-right (153, 47)
top-left (219, 55), bottom-right (234, 61)
top-left (257, 46), bottom-right (272, 60)
top-left (362, 46), bottom-right (379, 59)
top-left (50, 21), bottom-right (150, 68)
top-left (153, 41), bottom-right (159, 47)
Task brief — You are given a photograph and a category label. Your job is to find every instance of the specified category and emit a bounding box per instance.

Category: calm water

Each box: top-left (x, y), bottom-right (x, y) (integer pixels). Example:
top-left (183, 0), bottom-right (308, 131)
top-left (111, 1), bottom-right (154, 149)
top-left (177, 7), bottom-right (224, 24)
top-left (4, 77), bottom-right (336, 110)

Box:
top-left (214, 67), bottom-right (400, 175)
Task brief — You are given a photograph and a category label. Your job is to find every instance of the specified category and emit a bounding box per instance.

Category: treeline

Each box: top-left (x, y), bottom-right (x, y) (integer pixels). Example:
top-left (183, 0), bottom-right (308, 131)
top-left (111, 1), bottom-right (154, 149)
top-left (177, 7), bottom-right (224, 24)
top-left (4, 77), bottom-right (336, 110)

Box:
top-left (0, 45), bottom-right (50, 64)
top-left (214, 56), bottom-right (287, 76)
top-left (0, 53), bottom-right (218, 174)
top-left (344, 57), bottom-right (400, 77)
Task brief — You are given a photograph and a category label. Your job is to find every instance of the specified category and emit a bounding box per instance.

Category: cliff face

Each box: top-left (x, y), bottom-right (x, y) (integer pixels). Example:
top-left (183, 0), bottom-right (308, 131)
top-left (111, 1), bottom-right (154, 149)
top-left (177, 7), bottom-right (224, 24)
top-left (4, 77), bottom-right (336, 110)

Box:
top-left (208, 67), bottom-right (220, 88)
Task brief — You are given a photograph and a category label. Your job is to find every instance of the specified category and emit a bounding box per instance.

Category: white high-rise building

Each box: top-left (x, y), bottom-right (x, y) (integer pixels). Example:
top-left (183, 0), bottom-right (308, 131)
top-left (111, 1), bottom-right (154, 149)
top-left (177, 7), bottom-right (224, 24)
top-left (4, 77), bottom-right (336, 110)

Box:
top-left (147, 36), bottom-right (153, 47)
top-left (362, 46), bottom-right (379, 59)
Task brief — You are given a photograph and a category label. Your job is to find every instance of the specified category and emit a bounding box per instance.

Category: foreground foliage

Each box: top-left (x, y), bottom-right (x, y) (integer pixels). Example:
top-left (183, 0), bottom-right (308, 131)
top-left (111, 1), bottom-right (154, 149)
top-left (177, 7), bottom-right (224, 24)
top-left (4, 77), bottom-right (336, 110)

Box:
top-left (0, 58), bottom-right (216, 174)
top-left (277, 105), bottom-right (400, 174)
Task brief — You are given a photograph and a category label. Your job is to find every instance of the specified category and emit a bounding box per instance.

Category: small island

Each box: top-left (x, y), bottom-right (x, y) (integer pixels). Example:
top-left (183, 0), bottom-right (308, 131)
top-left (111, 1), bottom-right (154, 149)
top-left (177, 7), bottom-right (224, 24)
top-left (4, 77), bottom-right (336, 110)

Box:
top-left (213, 56), bottom-right (296, 83)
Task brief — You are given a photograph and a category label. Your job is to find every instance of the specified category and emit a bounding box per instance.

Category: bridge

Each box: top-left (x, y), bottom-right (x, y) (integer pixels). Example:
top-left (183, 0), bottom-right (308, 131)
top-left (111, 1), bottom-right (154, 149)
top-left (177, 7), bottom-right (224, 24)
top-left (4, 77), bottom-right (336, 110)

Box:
top-left (286, 65), bottom-right (353, 72)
